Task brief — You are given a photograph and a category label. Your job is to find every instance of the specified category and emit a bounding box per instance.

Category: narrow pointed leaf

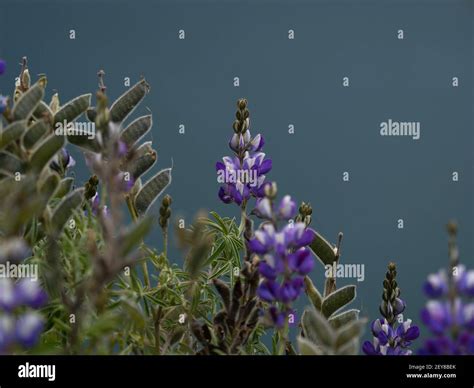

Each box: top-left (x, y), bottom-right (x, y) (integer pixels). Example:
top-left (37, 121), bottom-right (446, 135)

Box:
top-left (67, 133), bottom-right (101, 152)
top-left (54, 94), bottom-right (91, 124)
top-left (134, 168), bottom-right (171, 215)
top-left (0, 120), bottom-right (27, 149)
top-left (110, 79), bottom-right (150, 123)
top-left (120, 115), bottom-right (152, 146)
top-left (29, 134), bottom-right (65, 174)
top-left (39, 173), bottom-right (60, 198)
top-left (86, 107), bottom-right (97, 122)
top-left (12, 80), bottom-right (45, 120)
top-left (321, 285), bottom-right (356, 318)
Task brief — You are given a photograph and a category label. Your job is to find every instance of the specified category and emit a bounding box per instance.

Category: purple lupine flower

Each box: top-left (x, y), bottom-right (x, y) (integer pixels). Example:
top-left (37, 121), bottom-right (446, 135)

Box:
top-left (217, 99), bottom-right (271, 207)
top-left (0, 279), bottom-right (16, 311)
top-left (0, 315), bottom-right (15, 352)
top-left (89, 192), bottom-right (108, 217)
top-left (363, 318), bottom-right (420, 356)
top-left (15, 312), bottom-right (44, 348)
top-left (0, 278), bottom-right (47, 352)
top-left (363, 263), bottom-right (419, 356)
top-left (50, 148), bottom-right (76, 174)
top-left (249, 195), bottom-right (315, 328)
top-left (0, 59), bottom-right (6, 75)
top-left (15, 278), bottom-right (48, 309)
top-left (419, 224), bottom-right (474, 355)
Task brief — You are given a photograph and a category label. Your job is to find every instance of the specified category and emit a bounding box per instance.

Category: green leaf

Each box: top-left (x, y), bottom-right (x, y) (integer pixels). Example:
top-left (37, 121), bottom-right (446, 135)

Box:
top-left (0, 120), bottom-right (27, 149)
top-left (50, 188), bottom-right (84, 233)
top-left (54, 94), bottom-right (91, 124)
top-left (337, 338), bottom-right (359, 355)
top-left (54, 177), bottom-right (74, 198)
top-left (0, 152), bottom-right (25, 174)
top-left (12, 80), bottom-right (45, 120)
top-left (22, 120), bottom-right (48, 149)
top-left (297, 336), bottom-right (324, 355)
top-left (301, 308), bottom-right (335, 348)
top-left (120, 115), bottom-right (152, 146)
top-left (110, 79), bottom-right (150, 123)
top-left (304, 276), bottom-right (323, 311)
top-left (120, 216), bottom-right (153, 258)
top-left (309, 230), bottom-right (336, 266)
top-left (321, 285), bottom-right (356, 318)
top-left (29, 133), bottom-right (65, 174)
top-left (328, 309), bottom-right (360, 329)
top-left (134, 168), bottom-right (171, 215)
top-left (126, 151), bottom-right (157, 181)
top-left (86, 107), bottom-right (96, 122)
top-left (335, 319), bottom-right (366, 350)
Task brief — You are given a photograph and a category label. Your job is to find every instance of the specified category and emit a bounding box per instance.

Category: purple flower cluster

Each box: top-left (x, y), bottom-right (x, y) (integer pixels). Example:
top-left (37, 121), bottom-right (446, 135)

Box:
top-left (249, 195), bottom-right (315, 327)
top-left (419, 264), bottom-right (474, 355)
top-left (50, 148), bottom-right (76, 175)
top-left (363, 262), bottom-right (420, 355)
top-left (216, 99), bottom-right (271, 206)
top-left (363, 318), bottom-right (420, 355)
top-left (0, 59), bottom-right (7, 114)
top-left (0, 277), bottom-right (47, 352)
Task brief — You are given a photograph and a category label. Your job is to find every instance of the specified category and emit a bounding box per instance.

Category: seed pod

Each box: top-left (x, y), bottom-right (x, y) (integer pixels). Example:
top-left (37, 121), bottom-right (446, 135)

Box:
top-left (213, 278), bottom-right (231, 312)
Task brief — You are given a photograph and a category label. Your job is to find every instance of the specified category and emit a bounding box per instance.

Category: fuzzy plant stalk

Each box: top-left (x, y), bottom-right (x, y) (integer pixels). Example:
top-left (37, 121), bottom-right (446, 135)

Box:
top-left (363, 262), bottom-right (420, 355)
top-left (419, 222), bottom-right (474, 354)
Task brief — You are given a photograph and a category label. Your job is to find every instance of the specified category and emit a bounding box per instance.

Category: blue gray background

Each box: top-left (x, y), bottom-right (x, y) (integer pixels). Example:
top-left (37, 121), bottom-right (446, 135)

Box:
top-left (0, 0), bottom-right (472, 345)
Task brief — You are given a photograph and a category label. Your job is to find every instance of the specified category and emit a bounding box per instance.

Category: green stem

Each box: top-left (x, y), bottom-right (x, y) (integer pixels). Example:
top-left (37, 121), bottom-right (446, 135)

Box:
top-left (126, 195), bottom-right (151, 289)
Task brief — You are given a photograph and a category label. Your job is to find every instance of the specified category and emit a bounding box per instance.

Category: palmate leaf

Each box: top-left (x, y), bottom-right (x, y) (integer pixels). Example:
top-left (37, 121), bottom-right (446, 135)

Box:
top-left (321, 285), bottom-right (356, 318)
top-left (120, 115), bottom-right (152, 146)
top-left (54, 94), bottom-right (91, 124)
top-left (110, 79), bottom-right (150, 123)
top-left (0, 120), bottom-right (27, 149)
top-left (22, 120), bottom-right (48, 149)
top-left (134, 168), bottom-right (172, 215)
top-left (12, 79), bottom-right (46, 120)
top-left (309, 230), bottom-right (337, 266)
top-left (50, 188), bottom-right (84, 233)
top-left (29, 133), bottom-right (65, 174)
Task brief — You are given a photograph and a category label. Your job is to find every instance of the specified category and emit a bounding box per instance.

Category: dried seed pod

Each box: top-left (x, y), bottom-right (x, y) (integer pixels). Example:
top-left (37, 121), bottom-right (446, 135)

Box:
top-left (213, 278), bottom-right (231, 312)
